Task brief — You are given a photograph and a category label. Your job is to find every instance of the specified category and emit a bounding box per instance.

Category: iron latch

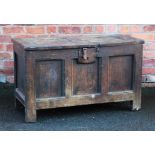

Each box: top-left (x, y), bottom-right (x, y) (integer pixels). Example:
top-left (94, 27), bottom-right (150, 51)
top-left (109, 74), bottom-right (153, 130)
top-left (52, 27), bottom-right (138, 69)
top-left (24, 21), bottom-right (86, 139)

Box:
top-left (78, 48), bottom-right (96, 64)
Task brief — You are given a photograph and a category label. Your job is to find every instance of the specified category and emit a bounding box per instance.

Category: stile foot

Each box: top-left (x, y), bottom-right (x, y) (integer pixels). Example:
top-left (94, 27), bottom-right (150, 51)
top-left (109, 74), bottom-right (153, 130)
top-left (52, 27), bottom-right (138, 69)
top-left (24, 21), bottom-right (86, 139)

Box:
top-left (25, 109), bottom-right (37, 123)
top-left (131, 100), bottom-right (141, 111)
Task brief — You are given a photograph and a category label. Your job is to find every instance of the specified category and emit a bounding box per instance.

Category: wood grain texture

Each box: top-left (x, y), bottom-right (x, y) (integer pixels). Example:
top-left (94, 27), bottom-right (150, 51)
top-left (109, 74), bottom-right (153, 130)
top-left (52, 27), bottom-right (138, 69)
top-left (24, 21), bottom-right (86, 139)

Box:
top-left (72, 58), bottom-right (100, 95)
top-left (36, 91), bottom-right (134, 109)
top-left (109, 55), bottom-right (133, 92)
top-left (132, 44), bottom-right (143, 110)
top-left (13, 35), bottom-right (144, 122)
top-left (25, 53), bottom-right (36, 122)
top-left (35, 60), bottom-right (64, 98)
top-left (12, 34), bottom-right (144, 51)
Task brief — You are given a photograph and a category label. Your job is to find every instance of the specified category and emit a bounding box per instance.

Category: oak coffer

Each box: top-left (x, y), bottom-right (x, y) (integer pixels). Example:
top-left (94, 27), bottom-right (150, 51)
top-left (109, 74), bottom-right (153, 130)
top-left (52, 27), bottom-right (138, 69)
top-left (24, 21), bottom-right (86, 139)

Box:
top-left (13, 34), bottom-right (144, 122)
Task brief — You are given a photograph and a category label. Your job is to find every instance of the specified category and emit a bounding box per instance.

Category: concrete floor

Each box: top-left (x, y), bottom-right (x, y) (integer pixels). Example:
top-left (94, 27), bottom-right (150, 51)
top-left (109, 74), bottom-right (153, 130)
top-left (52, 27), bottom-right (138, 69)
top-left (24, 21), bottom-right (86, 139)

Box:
top-left (0, 85), bottom-right (155, 131)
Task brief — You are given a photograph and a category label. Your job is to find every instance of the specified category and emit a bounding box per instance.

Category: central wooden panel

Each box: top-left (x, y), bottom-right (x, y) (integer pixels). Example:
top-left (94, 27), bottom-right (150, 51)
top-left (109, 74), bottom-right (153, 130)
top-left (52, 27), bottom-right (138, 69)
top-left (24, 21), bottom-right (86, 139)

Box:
top-left (109, 55), bottom-right (133, 92)
top-left (72, 58), bottom-right (100, 95)
top-left (35, 60), bottom-right (64, 98)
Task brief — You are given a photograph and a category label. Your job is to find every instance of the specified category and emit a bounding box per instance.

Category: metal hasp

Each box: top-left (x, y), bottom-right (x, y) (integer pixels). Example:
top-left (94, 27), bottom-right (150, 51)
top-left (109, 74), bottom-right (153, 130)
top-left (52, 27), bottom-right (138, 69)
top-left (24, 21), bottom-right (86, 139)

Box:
top-left (78, 47), bottom-right (96, 64)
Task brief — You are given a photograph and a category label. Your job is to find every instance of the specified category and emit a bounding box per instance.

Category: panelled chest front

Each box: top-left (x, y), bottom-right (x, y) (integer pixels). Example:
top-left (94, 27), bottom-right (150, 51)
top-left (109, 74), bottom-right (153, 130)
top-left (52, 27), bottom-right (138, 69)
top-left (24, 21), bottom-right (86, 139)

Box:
top-left (13, 34), bottom-right (144, 122)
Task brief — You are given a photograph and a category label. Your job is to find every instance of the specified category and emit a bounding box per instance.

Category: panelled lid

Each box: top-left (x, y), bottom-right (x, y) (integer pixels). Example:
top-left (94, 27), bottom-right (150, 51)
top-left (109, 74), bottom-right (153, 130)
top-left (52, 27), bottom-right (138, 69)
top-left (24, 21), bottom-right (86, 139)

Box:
top-left (12, 34), bottom-right (144, 51)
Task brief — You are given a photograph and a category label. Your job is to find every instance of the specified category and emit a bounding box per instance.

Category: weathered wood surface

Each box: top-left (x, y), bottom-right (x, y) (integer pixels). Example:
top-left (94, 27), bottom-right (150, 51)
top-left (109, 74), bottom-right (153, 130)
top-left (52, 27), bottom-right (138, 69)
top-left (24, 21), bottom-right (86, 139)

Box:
top-left (13, 34), bottom-right (144, 122)
top-left (12, 34), bottom-right (144, 51)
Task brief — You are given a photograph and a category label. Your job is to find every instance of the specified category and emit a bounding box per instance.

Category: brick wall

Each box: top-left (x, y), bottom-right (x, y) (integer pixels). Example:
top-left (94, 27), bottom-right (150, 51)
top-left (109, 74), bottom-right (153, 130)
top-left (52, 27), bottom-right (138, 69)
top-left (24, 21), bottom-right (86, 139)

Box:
top-left (0, 24), bottom-right (155, 84)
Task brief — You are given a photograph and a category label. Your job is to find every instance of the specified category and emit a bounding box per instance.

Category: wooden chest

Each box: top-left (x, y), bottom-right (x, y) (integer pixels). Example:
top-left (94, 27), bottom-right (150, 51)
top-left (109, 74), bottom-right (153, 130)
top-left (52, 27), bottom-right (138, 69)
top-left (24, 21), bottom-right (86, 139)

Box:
top-left (13, 34), bottom-right (144, 122)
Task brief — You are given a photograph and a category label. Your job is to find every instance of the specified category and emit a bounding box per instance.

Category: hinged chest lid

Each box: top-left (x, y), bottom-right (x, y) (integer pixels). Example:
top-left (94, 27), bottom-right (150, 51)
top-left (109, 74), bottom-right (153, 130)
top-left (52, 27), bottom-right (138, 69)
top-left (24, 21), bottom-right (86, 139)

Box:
top-left (12, 34), bottom-right (144, 51)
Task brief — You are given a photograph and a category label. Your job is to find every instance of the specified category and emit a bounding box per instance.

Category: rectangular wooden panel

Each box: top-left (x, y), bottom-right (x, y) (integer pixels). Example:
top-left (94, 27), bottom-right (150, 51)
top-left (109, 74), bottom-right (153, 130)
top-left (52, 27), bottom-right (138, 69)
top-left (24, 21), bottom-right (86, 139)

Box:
top-left (109, 55), bottom-right (133, 92)
top-left (35, 60), bottom-right (64, 98)
top-left (72, 58), bottom-right (100, 95)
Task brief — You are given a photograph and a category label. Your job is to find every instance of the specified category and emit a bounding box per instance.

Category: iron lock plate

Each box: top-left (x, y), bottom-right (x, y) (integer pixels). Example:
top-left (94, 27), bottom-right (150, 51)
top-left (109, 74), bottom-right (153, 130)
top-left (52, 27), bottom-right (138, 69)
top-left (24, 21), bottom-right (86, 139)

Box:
top-left (78, 48), bottom-right (97, 64)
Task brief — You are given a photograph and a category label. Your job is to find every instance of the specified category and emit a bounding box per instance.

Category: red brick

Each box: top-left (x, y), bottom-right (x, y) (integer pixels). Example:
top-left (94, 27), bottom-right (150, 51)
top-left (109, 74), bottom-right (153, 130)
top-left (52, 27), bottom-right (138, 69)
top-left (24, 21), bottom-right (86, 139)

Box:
top-left (142, 67), bottom-right (155, 74)
top-left (0, 52), bottom-right (12, 59)
top-left (59, 26), bottom-right (81, 34)
top-left (72, 27), bottom-right (81, 33)
top-left (106, 25), bottom-right (117, 33)
top-left (131, 33), bottom-right (154, 41)
top-left (130, 25), bottom-right (142, 32)
top-left (36, 35), bottom-right (51, 38)
top-left (3, 26), bottom-right (24, 34)
top-left (95, 25), bottom-right (104, 33)
top-left (143, 25), bottom-right (155, 32)
top-left (6, 44), bottom-right (13, 51)
top-left (143, 59), bottom-right (155, 67)
top-left (15, 35), bottom-right (34, 38)
top-left (0, 35), bottom-right (12, 43)
top-left (14, 24), bottom-right (35, 26)
top-left (3, 60), bottom-right (14, 68)
top-left (119, 25), bottom-right (130, 33)
top-left (83, 26), bottom-right (93, 33)
top-left (6, 76), bottom-right (14, 83)
top-left (0, 68), bottom-right (14, 75)
top-left (143, 42), bottom-right (155, 50)
top-left (0, 61), bottom-right (4, 69)
top-left (47, 26), bottom-right (57, 33)
top-left (143, 51), bottom-right (155, 59)
top-left (25, 26), bottom-right (45, 34)
top-left (0, 44), bottom-right (5, 51)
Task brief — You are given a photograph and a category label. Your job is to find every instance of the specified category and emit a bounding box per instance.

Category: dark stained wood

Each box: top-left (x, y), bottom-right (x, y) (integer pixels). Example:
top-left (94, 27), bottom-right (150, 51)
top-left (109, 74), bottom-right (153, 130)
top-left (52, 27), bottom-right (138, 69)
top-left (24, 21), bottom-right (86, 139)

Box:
top-left (35, 60), bottom-right (64, 98)
top-left (72, 58), bottom-right (100, 95)
top-left (13, 44), bottom-right (25, 95)
top-left (36, 91), bottom-right (135, 109)
top-left (109, 55), bottom-right (133, 91)
top-left (12, 34), bottom-right (144, 122)
top-left (25, 53), bottom-right (36, 122)
top-left (132, 44), bottom-right (143, 110)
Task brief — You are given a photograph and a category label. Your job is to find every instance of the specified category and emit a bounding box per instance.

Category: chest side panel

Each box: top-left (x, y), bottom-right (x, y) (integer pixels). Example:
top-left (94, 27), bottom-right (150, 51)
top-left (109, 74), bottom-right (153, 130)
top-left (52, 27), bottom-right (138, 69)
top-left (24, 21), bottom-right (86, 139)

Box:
top-left (14, 43), bottom-right (25, 95)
